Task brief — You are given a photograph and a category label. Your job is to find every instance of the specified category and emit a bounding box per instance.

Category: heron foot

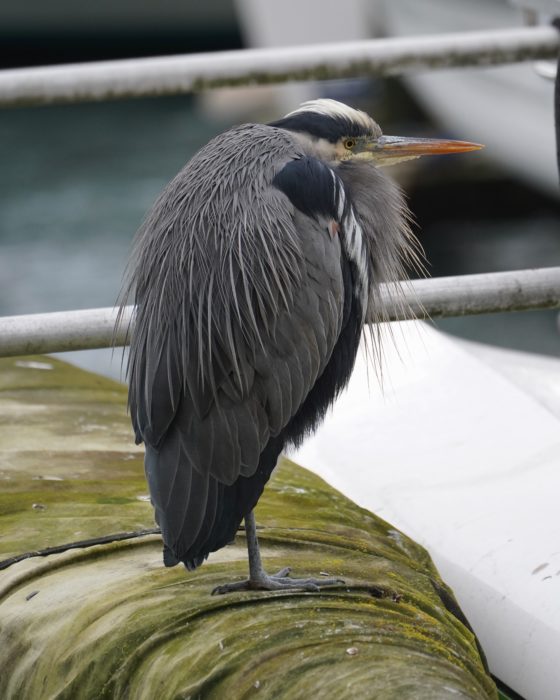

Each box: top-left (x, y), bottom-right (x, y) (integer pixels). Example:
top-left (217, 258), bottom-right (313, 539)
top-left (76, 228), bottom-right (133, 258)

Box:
top-left (211, 567), bottom-right (344, 595)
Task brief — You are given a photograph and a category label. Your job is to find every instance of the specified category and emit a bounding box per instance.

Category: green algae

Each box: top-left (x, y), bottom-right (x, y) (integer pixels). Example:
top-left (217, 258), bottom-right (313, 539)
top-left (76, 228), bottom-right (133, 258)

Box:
top-left (0, 356), bottom-right (149, 557)
top-left (0, 355), bottom-right (497, 699)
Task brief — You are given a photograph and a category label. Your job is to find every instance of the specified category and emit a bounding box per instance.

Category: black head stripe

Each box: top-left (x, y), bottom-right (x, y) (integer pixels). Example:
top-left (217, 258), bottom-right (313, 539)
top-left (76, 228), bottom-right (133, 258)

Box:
top-left (269, 112), bottom-right (371, 143)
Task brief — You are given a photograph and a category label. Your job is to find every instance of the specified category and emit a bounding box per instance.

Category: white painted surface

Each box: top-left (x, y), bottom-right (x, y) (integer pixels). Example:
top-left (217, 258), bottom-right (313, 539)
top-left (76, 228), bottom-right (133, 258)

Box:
top-left (382, 0), bottom-right (559, 197)
top-left (292, 321), bottom-right (560, 700)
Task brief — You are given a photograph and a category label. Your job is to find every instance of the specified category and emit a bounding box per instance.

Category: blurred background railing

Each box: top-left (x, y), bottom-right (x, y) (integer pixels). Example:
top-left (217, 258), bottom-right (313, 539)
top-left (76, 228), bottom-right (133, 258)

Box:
top-left (0, 27), bottom-right (557, 107)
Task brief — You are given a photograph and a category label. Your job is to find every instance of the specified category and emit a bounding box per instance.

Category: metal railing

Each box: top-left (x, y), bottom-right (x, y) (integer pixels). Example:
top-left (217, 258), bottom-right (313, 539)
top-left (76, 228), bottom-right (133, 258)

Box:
top-left (0, 26), bottom-right (558, 107)
top-left (1, 268), bottom-right (559, 358)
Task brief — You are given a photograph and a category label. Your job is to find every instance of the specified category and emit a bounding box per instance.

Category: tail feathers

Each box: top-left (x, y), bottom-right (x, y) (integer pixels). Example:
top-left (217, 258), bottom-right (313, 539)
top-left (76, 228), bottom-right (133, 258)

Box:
top-left (163, 543), bottom-right (207, 570)
top-left (163, 544), bottom-right (180, 567)
top-left (146, 435), bottom-right (284, 570)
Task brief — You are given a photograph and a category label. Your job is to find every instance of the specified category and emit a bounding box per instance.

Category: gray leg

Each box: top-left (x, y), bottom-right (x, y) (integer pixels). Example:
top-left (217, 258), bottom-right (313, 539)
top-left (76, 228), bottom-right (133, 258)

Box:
top-left (211, 510), bottom-right (344, 595)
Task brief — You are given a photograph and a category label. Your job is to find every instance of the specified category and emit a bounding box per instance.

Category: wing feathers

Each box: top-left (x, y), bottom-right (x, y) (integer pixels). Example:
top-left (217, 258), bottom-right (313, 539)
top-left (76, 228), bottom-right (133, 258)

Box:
top-left (127, 134), bottom-right (353, 565)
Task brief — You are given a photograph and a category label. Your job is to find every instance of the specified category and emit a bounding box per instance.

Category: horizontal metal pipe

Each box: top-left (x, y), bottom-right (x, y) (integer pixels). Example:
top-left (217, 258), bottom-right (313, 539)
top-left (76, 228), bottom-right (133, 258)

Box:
top-left (377, 266), bottom-right (560, 321)
top-left (0, 306), bottom-right (131, 358)
top-left (0, 268), bottom-right (558, 358)
top-left (0, 26), bottom-right (558, 107)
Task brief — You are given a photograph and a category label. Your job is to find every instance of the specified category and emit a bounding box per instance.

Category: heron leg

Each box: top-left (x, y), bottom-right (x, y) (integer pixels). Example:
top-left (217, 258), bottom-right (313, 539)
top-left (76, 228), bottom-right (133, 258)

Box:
top-left (211, 510), bottom-right (344, 595)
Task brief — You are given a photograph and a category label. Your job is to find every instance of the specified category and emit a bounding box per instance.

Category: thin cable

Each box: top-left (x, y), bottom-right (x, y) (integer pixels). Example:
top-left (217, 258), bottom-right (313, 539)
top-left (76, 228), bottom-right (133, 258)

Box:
top-left (0, 527), bottom-right (161, 571)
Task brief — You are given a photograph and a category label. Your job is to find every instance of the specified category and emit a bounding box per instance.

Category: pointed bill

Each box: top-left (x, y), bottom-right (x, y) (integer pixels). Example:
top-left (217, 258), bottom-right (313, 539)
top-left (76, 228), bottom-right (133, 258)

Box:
top-left (378, 135), bottom-right (483, 155)
top-left (366, 135), bottom-right (484, 165)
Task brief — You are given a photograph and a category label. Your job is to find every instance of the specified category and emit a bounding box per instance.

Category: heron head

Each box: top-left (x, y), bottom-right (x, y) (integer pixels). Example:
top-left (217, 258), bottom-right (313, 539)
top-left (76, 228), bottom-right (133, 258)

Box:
top-left (270, 98), bottom-right (483, 166)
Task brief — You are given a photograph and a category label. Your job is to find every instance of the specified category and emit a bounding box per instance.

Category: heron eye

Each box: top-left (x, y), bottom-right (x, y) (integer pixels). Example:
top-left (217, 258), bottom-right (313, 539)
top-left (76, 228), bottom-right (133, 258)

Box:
top-left (344, 138), bottom-right (356, 150)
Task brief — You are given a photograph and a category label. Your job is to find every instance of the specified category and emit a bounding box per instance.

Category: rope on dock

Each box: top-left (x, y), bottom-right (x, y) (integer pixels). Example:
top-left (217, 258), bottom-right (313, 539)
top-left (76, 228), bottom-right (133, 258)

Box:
top-left (0, 528), bottom-right (162, 571)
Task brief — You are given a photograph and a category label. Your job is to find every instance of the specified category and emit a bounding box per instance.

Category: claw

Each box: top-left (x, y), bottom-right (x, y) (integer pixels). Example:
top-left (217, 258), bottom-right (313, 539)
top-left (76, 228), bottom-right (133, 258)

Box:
top-left (211, 569), bottom-right (344, 595)
top-left (210, 512), bottom-right (344, 596)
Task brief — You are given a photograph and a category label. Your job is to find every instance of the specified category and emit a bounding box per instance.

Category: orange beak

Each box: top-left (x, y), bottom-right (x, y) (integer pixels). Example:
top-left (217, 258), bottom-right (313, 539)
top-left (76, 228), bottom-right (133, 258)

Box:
top-left (366, 134), bottom-right (484, 165)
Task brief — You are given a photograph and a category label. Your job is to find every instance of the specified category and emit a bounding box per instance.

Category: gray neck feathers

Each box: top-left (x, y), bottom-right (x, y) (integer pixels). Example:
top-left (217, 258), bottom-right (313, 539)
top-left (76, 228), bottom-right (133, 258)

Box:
top-left (335, 160), bottom-right (424, 326)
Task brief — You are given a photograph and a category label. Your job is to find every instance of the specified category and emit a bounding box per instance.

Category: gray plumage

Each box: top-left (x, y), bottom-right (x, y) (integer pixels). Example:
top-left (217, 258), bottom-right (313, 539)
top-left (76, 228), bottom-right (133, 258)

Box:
top-left (120, 99), bottom-right (426, 578)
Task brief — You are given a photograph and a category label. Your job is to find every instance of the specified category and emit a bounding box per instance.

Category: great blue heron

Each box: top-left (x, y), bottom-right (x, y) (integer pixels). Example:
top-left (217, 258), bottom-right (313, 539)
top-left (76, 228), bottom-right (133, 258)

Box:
top-left (121, 99), bottom-right (480, 594)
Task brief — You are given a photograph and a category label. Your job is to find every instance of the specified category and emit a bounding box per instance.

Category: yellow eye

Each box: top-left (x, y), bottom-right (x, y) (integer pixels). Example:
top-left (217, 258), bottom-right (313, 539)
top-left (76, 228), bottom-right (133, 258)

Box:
top-left (344, 138), bottom-right (356, 150)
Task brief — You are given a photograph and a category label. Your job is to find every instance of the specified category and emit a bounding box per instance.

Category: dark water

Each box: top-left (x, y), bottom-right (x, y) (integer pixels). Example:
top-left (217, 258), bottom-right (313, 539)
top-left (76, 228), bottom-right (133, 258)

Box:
top-left (408, 175), bottom-right (560, 358)
top-left (1, 94), bottom-right (559, 379)
top-left (0, 97), bottom-right (231, 378)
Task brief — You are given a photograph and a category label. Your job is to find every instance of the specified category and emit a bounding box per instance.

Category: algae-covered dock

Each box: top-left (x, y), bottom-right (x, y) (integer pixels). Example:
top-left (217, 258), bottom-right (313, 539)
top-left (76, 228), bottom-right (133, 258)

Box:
top-left (0, 356), bottom-right (496, 698)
